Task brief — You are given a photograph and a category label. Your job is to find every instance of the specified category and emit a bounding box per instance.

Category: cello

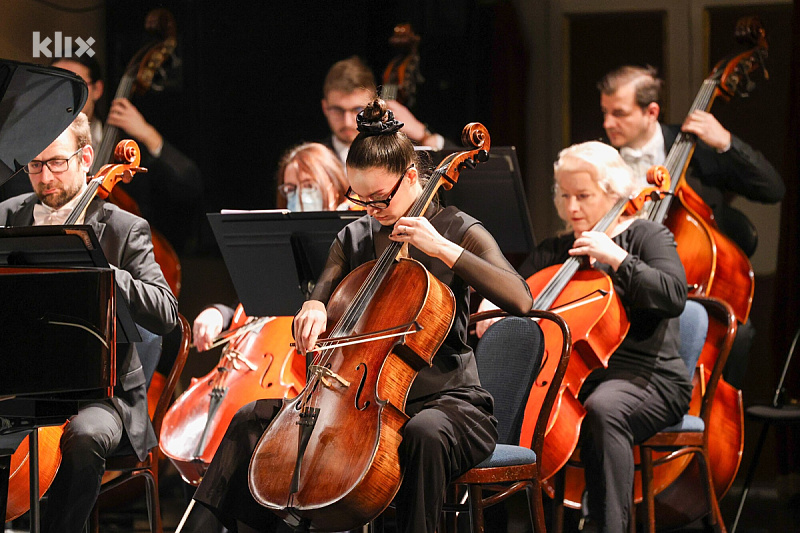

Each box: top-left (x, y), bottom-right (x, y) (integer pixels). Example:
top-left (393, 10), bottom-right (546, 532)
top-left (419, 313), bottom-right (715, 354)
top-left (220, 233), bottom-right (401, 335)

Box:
top-left (247, 123), bottom-right (491, 531)
top-left (516, 165), bottom-right (672, 490)
top-left (5, 140), bottom-right (146, 521)
top-left (92, 8), bottom-right (182, 298)
top-left (160, 306), bottom-right (306, 486)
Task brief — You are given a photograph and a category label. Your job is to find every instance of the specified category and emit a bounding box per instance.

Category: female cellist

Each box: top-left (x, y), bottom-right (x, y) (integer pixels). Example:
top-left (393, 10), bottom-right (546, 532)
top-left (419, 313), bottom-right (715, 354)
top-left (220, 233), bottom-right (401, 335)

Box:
top-left (192, 141), bottom-right (351, 350)
top-left (191, 98), bottom-right (532, 533)
top-left (480, 141), bottom-right (691, 532)
top-left (531, 142), bottom-right (691, 532)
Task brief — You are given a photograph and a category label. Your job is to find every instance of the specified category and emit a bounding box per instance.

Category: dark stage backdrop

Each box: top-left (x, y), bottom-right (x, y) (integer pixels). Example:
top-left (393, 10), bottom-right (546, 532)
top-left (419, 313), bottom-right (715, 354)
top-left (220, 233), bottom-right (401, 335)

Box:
top-left (104, 0), bottom-right (523, 251)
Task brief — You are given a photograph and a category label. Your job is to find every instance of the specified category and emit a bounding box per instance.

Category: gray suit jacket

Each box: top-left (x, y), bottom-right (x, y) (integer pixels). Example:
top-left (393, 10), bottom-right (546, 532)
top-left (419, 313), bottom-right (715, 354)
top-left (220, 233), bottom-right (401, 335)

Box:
top-left (0, 194), bottom-right (179, 460)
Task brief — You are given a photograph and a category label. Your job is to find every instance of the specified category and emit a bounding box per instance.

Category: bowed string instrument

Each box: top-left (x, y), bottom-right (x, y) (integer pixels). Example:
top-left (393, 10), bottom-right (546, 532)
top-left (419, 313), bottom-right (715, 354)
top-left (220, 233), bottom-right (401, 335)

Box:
top-left (5, 140), bottom-right (146, 522)
top-left (516, 165), bottom-right (671, 492)
top-left (247, 123), bottom-right (490, 531)
top-left (647, 16), bottom-right (769, 325)
top-left (160, 306), bottom-right (305, 487)
top-left (91, 7), bottom-right (182, 298)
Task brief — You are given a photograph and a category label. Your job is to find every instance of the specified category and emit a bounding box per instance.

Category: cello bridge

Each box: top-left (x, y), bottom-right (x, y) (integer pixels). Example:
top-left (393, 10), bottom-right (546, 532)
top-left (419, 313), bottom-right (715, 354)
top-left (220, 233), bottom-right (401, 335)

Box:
top-left (308, 365), bottom-right (350, 388)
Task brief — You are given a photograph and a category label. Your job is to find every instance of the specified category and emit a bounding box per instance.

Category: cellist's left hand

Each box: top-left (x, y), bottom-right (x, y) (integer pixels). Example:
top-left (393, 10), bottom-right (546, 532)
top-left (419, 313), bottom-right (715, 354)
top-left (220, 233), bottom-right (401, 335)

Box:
top-left (390, 216), bottom-right (463, 268)
top-left (569, 231), bottom-right (628, 271)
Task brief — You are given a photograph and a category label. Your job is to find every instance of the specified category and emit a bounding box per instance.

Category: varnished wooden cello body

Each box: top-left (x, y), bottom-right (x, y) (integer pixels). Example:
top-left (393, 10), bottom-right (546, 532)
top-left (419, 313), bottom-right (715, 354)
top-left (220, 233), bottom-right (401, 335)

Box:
top-left (247, 124), bottom-right (491, 531)
top-left (160, 306), bottom-right (306, 485)
top-left (5, 141), bottom-right (146, 521)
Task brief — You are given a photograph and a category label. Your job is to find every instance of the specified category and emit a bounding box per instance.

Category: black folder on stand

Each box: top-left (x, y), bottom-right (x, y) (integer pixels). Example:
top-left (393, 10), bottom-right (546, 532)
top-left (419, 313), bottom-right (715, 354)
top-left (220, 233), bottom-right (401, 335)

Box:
top-left (208, 210), bottom-right (360, 317)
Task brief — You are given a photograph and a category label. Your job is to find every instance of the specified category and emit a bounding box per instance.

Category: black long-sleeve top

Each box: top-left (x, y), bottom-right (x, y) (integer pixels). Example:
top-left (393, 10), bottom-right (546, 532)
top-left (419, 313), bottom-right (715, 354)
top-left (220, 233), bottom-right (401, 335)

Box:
top-left (520, 220), bottom-right (692, 408)
top-left (310, 203), bottom-right (533, 402)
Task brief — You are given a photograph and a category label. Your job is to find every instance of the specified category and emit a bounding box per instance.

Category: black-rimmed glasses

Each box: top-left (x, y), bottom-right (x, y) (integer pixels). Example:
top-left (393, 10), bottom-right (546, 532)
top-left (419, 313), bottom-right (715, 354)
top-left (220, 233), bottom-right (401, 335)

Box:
top-left (345, 164), bottom-right (414, 209)
top-left (24, 148), bottom-right (83, 174)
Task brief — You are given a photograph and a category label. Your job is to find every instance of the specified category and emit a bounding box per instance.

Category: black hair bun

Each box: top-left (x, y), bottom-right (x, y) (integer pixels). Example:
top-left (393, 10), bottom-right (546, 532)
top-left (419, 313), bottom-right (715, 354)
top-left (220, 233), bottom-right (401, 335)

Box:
top-left (356, 98), bottom-right (404, 137)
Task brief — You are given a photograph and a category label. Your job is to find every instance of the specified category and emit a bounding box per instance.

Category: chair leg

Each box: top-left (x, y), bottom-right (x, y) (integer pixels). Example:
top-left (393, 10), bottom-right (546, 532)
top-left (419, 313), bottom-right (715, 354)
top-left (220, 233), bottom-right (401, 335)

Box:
top-left (467, 484), bottom-right (485, 533)
top-left (640, 447), bottom-right (655, 533)
top-left (142, 470), bottom-right (163, 533)
top-left (697, 450), bottom-right (727, 533)
top-left (731, 422), bottom-right (770, 533)
top-left (529, 481), bottom-right (547, 533)
top-left (551, 468), bottom-right (566, 533)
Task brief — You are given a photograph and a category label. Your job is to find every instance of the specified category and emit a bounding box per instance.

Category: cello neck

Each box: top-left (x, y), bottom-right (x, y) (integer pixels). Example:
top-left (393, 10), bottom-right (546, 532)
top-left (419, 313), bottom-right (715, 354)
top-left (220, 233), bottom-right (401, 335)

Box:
top-left (64, 177), bottom-right (103, 225)
top-left (90, 74), bottom-right (137, 176)
top-left (533, 195), bottom-right (628, 311)
top-left (328, 167), bottom-right (444, 341)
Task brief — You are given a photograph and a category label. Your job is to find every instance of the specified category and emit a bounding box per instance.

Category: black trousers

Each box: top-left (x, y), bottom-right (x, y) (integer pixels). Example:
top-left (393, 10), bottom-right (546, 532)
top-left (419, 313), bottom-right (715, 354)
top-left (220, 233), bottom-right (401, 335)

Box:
top-left (579, 377), bottom-right (689, 533)
top-left (194, 388), bottom-right (497, 533)
top-left (42, 402), bottom-right (125, 533)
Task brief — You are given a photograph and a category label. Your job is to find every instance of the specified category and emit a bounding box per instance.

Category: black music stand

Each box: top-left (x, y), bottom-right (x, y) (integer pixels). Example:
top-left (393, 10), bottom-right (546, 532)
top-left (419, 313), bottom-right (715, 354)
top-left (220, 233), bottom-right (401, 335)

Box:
top-left (208, 210), bottom-right (360, 317)
top-left (434, 146), bottom-right (535, 268)
top-left (0, 225), bottom-right (134, 533)
top-left (0, 224), bottom-right (139, 344)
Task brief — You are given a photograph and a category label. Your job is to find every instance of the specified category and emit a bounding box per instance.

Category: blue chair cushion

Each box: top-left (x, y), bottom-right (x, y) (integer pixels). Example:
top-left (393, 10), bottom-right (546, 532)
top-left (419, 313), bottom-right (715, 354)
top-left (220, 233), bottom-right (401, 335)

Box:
top-left (658, 414), bottom-right (704, 433)
top-left (472, 444), bottom-right (537, 469)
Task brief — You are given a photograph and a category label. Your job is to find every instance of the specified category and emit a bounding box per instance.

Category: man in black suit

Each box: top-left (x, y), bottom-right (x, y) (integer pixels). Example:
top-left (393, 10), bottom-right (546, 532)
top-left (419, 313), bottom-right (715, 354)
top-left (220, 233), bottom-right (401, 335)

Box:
top-left (598, 65), bottom-right (784, 237)
top-left (0, 113), bottom-right (178, 532)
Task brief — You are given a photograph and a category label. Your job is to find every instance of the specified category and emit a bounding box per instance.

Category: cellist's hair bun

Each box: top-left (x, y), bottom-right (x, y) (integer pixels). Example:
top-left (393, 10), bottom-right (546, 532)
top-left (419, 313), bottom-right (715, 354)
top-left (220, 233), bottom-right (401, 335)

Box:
top-left (356, 98), bottom-right (404, 137)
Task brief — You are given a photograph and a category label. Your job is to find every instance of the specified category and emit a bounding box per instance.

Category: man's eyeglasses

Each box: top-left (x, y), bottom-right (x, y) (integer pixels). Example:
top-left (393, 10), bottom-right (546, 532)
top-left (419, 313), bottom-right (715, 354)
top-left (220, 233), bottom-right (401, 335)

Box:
top-left (24, 148), bottom-right (83, 174)
top-left (326, 105), bottom-right (364, 119)
top-left (345, 164), bottom-right (414, 210)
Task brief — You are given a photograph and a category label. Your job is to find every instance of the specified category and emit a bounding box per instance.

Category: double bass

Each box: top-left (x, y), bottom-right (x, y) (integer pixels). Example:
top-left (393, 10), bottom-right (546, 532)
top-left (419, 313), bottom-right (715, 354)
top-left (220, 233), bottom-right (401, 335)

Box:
top-left (247, 124), bottom-right (491, 531)
top-left (92, 8), bottom-right (182, 298)
top-left (5, 140), bottom-right (146, 521)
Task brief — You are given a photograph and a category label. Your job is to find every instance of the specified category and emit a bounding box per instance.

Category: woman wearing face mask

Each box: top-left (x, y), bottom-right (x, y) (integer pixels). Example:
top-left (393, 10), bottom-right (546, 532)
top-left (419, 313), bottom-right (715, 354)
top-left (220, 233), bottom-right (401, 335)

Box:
top-left (276, 142), bottom-right (349, 212)
top-left (192, 142), bottom-right (352, 349)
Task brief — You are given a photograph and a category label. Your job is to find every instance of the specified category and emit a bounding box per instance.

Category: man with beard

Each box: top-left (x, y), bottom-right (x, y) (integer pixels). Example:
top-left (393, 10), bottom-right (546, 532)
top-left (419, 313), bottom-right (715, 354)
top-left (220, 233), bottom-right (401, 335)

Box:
top-left (0, 113), bottom-right (178, 532)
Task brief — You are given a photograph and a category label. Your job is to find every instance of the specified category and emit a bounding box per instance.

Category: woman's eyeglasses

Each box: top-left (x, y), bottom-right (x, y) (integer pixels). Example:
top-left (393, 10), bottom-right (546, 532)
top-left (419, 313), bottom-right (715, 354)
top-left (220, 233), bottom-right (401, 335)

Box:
top-left (344, 164), bottom-right (414, 210)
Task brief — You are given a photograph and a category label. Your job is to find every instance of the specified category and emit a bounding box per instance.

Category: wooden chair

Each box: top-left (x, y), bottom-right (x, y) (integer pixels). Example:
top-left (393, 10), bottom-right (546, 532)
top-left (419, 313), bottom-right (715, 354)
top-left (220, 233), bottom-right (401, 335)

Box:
top-left (730, 325), bottom-right (800, 533)
top-left (636, 296), bottom-right (737, 533)
top-left (88, 313), bottom-right (191, 533)
top-left (441, 310), bottom-right (571, 533)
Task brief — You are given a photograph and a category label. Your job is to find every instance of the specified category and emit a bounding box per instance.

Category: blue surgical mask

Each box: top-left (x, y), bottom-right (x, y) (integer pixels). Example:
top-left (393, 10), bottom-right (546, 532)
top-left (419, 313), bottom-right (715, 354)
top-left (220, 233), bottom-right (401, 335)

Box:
top-left (286, 184), bottom-right (324, 212)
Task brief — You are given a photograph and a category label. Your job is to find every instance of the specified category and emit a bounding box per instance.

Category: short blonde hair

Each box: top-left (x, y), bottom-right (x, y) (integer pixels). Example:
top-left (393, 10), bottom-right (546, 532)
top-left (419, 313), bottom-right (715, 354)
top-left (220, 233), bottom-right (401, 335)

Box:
top-left (553, 141), bottom-right (638, 227)
top-left (66, 112), bottom-right (92, 149)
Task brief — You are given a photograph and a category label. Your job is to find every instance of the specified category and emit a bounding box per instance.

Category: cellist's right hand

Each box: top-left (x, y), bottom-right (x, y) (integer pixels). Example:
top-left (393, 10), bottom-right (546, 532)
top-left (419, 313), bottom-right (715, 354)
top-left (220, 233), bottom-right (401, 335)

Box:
top-left (294, 300), bottom-right (328, 354)
top-left (193, 308), bottom-right (224, 352)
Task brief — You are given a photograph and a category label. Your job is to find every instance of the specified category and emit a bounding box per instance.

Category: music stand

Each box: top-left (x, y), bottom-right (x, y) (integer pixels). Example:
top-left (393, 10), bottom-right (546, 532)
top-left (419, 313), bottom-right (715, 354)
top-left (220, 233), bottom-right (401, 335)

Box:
top-left (434, 146), bottom-right (535, 268)
top-left (0, 224), bottom-right (140, 344)
top-left (0, 225), bottom-right (126, 533)
top-left (208, 210), bottom-right (360, 317)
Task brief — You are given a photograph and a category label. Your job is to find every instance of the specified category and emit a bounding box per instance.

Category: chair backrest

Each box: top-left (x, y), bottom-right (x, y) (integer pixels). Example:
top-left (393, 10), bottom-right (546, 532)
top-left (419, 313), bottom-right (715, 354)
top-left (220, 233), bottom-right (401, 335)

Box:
top-left (152, 313), bottom-right (191, 436)
top-left (678, 299), bottom-right (709, 378)
top-left (474, 316), bottom-right (545, 445)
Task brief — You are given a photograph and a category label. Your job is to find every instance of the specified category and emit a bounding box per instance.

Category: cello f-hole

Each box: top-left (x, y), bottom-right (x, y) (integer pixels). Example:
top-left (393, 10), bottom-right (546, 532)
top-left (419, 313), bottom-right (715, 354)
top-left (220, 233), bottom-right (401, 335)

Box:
top-left (258, 355), bottom-right (275, 389)
top-left (354, 363), bottom-right (370, 411)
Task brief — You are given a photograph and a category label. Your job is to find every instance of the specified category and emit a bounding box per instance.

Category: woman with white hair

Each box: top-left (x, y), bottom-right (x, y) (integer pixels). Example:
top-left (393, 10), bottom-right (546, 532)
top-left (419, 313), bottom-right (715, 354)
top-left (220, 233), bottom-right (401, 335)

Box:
top-left (483, 141), bottom-right (692, 532)
top-left (540, 141), bottom-right (692, 532)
